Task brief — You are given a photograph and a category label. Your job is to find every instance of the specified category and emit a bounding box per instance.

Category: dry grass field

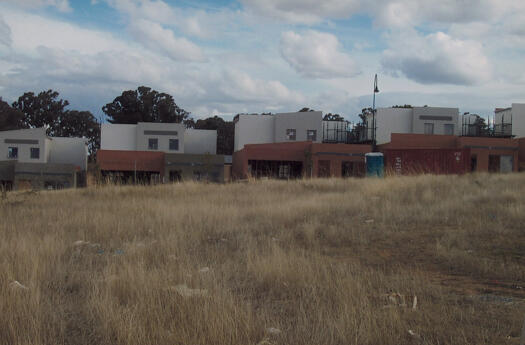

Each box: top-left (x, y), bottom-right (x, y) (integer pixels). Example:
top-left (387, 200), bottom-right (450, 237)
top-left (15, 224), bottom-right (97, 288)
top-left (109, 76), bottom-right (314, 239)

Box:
top-left (1, 174), bottom-right (525, 345)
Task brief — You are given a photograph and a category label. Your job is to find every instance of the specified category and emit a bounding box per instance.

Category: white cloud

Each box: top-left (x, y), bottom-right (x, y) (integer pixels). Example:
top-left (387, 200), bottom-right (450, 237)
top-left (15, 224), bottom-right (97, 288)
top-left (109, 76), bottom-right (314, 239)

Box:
top-left (382, 31), bottom-right (492, 85)
top-left (128, 19), bottom-right (206, 62)
top-left (240, 0), bottom-right (362, 24)
top-left (3, 0), bottom-right (72, 12)
top-left (0, 8), bottom-right (305, 117)
top-left (241, 0), bottom-right (518, 27)
top-left (0, 16), bottom-right (11, 47)
top-left (280, 30), bottom-right (359, 79)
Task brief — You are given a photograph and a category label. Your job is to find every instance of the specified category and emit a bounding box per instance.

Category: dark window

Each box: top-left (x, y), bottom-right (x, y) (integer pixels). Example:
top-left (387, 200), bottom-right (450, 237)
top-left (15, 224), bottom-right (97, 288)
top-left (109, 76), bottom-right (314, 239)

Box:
top-left (444, 124), bottom-right (454, 135)
top-left (169, 139), bottom-right (179, 151)
top-left (30, 147), bottom-right (40, 159)
top-left (470, 155), bottom-right (477, 172)
top-left (307, 130), bottom-right (317, 141)
top-left (148, 138), bottom-right (158, 150)
top-left (169, 170), bottom-right (182, 182)
top-left (7, 147), bottom-right (18, 159)
top-left (424, 123), bottom-right (434, 135)
top-left (278, 164), bottom-right (290, 179)
top-left (286, 129), bottom-right (296, 140)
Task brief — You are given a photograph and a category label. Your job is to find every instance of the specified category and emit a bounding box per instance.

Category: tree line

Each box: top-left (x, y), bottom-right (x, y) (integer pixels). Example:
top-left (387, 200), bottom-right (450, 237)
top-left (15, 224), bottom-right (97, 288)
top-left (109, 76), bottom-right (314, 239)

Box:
top-left (0, 86), bottom-right (234, 158)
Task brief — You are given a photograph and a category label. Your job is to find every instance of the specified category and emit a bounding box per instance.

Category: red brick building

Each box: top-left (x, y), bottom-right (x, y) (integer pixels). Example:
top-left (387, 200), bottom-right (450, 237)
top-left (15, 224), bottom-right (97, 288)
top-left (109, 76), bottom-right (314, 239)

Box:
top-left (232, 142), bottom-right (372, 179)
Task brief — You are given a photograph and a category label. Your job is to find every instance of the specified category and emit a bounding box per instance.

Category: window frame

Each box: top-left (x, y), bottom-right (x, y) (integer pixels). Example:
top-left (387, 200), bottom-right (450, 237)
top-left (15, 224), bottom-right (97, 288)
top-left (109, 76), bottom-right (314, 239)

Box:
top-left (286, 129), bottom-right (296, 141)
top-left (443, 123), bottom-right (454, 135)
top-left (306, 129), bottom-right (317, 141)
top-left (424, 123), bottom-right (434, 135)
top-left (148, 138), bottom-right (159, 150)
top-left (169, 138), bottom-right (179, 151)
top-left (7, 147), bottom-right (18, 159)
top-left (30, 147), bottom-right (40, 159)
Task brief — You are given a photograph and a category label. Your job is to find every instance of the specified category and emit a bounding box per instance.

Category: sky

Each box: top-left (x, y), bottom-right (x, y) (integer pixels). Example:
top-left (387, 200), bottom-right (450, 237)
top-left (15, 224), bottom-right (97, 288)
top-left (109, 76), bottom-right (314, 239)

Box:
top-left (0, 0), bottom-right (524, 123)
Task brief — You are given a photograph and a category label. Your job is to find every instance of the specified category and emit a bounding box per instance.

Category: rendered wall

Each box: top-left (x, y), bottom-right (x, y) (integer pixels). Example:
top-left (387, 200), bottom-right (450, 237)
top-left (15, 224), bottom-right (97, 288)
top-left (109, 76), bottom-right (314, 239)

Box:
top-left (0, 128), bottom-right (47, 163)
top-left (274, 111), bottom-right (323, 143)
top-left (185, 129), bottom-right (217, 154)
top-left (101, 124), bottom-right (137, 150)
top-left (412, 107), bottom-right (460, 136)
top-left (372, 108), bottom-right (413, 145)
top-left (136, 122), bottom-right (185, 153)
top-left (512, 103), bottom-right (525, 138)
top-left (48, 137), bottom-right (88, 170)
top-left (234, 115), bottom-right (274, 152)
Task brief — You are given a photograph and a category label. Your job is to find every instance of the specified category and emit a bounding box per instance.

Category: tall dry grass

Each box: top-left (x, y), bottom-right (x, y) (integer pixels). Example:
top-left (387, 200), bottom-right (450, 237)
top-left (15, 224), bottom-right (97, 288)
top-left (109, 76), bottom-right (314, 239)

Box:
top-left (1, 173), bottom-right (524, 345)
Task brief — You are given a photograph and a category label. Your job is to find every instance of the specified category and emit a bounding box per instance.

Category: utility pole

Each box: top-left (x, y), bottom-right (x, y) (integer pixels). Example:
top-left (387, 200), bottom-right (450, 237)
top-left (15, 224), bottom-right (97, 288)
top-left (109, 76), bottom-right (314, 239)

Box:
top-left (372, 74), bottom-right (380, 148)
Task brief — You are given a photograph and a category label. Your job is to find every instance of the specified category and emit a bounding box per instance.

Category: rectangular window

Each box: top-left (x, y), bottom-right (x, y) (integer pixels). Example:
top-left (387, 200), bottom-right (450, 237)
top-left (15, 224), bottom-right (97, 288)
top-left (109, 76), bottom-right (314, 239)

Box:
top-left (286, 129), bottom-right (296, 140)
top-left (424, 123), bottom-right (434, 135)
top-left (444, 124), bottom-right (454, 135)
top-left (7, 147), bottom-right (18, 159)
top-left (306, 130), bottom-right (317, 141)
top-left (148, 138), bottom-right (158, 150)
top-left (169, 139), bottom-right (179, 151)
top-left (30, 147), bottom-right (40, 159)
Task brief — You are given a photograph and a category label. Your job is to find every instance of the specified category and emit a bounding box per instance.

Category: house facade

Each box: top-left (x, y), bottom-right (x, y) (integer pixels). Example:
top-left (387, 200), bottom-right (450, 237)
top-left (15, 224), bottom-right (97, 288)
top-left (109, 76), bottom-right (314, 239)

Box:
top-left (233, 111), bottom-right (373, 179)
top-left (0, 128), bottom-right (88, 190)
top-left (97, 122), bottom-right (225, 183)
top-left (365, 107), bottom-right (460, 145)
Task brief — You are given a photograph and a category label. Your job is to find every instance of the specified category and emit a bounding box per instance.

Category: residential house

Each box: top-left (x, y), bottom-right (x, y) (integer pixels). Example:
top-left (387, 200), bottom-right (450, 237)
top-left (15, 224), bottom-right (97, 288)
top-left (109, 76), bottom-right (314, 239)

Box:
top-left (0, 127), bottom-right (88, 190)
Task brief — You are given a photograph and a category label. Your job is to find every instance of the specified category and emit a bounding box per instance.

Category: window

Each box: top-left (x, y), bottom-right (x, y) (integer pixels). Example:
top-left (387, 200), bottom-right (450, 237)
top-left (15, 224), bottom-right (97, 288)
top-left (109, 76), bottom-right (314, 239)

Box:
top-left (278, 164), bottom-right (290, 179)
top-left (148, 138), bottom-right (158, 150)
top-left (444, 124), bottom-right (454, 135)
top-left (424, 123), bottom-right (434, 135)
top-left (30, 147), bottom-right (40, 159)
top-left (169, 139), bottom-right (179, 151)
top-left (306, 130), bottom-right (317, 141)
top-left (286, 129), bottom-right (296, 140)
top-left (7, 147), bottom-right (18, 159)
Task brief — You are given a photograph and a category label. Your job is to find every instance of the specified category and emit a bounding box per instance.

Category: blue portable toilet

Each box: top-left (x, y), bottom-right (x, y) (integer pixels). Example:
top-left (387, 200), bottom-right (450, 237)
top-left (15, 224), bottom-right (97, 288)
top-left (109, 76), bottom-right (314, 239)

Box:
top-left (365, 153), bottom-right (384, 177)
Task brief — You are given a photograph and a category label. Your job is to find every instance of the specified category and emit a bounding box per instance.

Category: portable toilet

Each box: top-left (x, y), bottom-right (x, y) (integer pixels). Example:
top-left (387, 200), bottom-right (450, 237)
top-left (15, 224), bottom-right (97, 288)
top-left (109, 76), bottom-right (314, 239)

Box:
top-left (365, 152), bottom-right (384, 177)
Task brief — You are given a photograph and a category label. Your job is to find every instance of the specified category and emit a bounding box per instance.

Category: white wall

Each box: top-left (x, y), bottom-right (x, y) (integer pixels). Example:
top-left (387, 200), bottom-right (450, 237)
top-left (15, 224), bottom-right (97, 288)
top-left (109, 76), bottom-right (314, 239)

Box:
top-left (48, 137), bottom-right (88, 170)
top-left (185, 129), bottom-right (217, 154)
top-left (101, 124), bottom-right (137, 150)
top-left (0, 128), bottom-right (48, 163)
top-left (234, 115), bottom-right (275, 152)
top-left (412, 107), bottom-right (459, 136)
top-left (274, 111), bottom-right (322, 143)
top-left (372, 108), bottom-right (413, 145)
top-left (512, 103), bottom-right (525, 138)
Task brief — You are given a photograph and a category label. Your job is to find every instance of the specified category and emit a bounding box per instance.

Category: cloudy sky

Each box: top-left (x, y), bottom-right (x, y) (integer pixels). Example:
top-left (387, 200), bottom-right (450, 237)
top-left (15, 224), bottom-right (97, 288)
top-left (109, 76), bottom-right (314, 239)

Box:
top-left (0, 0), bottom-right (524, 122)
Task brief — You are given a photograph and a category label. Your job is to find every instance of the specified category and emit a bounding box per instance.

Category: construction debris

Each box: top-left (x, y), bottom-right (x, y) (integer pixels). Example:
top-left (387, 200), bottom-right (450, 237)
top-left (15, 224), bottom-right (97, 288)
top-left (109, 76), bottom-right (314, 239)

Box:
top-left (9, 281), bottom-right (29, 290)
top-left (172, 284), bottom-right (208, 298)
top-left (382, 292), bottom-right (418, 309)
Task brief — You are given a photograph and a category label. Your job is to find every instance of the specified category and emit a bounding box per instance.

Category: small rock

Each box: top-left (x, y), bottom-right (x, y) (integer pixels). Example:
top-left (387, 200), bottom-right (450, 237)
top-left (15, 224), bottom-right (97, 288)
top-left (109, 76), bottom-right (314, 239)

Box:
top-left (266, 327), bottom-right (281, 335)
top-left (9, 281), bottom-right (29, 290)
top-left (199, 267), bottom-right (210, 273)
top-left (73, 240), bottom-right (89, 247)
top-left (172, 284), bottom-right (208, 298)
top-left (365, 219), bottom-right (374, 224)
top-left (408, 330), bottom-right (421, 340)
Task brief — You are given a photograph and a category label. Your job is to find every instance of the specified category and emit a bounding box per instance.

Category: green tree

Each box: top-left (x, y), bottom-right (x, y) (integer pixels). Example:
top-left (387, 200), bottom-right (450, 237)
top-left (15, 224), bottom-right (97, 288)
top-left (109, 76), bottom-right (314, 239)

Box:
top-left (102, 86), bottom-right (191, 125)
top-left (12, 90), bottom-right (69, 134)
top-left (11, 90), bottom-right (100, 157)
top-left (323, 113), bottom-right (345, 121)
top-left (0, 98), bottom-right (24, 131)
top-left (192, 116), bottom-right (234, 155)
top-left (298, 107), bottom-right (314, 112)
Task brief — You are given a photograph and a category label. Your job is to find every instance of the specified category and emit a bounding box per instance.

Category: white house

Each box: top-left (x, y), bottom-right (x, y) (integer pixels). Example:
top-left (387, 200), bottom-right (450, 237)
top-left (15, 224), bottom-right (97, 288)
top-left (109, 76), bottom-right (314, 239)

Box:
top-left (234, 111), bottom-right (323, 152)
top-left (0, 127), bottom-right (88, 189)
top-left (101, 122), bottom-right (217, 154)
top-left (494, 103), bottom-right (525, 138)
top-left (365, 106), bottom-right (460, 145)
